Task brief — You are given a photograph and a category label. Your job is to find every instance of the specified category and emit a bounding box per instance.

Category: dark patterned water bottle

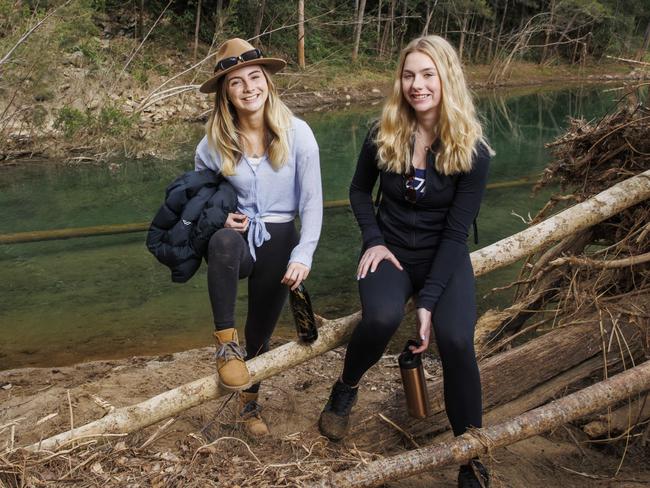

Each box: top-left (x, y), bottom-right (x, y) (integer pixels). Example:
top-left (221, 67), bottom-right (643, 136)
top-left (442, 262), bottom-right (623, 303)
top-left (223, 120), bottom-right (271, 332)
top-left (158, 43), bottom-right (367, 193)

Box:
top-left (289, 284), bottom-right (318, 343)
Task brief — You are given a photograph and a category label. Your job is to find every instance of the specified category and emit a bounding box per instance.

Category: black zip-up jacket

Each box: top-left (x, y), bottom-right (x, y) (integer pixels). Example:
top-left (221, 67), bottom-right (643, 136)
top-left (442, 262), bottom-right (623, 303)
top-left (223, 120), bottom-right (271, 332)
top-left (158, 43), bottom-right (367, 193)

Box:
top-left (147, 169), bottom-right (238, 283)
top-left (349, 128), bottom-right (491, 312)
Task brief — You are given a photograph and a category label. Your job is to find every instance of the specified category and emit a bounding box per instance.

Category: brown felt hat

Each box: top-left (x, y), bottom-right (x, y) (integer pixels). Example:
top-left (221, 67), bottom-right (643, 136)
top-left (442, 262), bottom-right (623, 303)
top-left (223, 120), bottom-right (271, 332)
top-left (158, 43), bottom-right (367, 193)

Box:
top-left (199, 38), bottom-right (286, 94)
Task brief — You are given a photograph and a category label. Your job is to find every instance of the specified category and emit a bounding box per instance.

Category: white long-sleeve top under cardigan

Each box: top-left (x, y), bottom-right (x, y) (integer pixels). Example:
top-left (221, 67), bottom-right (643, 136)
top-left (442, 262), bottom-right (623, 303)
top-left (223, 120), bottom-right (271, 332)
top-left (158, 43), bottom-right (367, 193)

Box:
top-left (194, 116), bottom-right (323, 269)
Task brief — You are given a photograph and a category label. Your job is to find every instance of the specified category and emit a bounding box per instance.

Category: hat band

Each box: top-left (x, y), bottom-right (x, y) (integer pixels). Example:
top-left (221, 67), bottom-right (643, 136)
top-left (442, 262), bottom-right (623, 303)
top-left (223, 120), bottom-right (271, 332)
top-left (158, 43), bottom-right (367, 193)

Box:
top-left (214, 48), bottom-right (264, 73)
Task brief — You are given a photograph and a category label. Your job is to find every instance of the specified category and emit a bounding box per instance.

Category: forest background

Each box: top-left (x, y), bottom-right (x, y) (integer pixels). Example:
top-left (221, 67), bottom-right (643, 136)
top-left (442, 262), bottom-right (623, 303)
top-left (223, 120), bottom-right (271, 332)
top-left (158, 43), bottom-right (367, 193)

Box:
top-left (0, 0), bottom-right (649, 161)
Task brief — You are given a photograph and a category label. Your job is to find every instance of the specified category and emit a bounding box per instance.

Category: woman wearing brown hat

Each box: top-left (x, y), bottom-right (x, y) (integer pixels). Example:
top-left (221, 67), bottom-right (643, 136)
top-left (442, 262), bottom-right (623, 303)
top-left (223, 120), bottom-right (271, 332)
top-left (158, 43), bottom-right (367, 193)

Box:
top-left (195, 38), bottom-right (323, 436)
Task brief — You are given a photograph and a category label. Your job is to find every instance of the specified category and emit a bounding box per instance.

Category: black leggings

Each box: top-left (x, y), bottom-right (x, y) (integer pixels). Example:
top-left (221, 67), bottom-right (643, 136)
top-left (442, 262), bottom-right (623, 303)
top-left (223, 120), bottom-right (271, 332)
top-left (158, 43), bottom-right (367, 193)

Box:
top-left (207, 222), bottom-right (299, 393)
top-left (342, 247), bottom-right (482, 436)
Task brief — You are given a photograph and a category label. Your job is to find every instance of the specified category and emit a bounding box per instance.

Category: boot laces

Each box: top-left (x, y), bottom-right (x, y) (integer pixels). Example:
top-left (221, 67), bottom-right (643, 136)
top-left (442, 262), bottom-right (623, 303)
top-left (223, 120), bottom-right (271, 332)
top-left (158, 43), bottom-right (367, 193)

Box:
top-left (241, 400), bottom-right (262, 419)
top-left (329, 381), bottom-right (358, 416)
top-left (215, 341), bottom-right (247, 361)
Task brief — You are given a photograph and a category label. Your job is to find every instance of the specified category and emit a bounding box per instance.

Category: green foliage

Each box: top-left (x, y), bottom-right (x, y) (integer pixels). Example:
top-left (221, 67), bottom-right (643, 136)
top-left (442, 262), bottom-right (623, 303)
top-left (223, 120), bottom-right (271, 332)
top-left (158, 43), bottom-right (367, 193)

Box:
top-left (54, 107), bottom-right (90, 138)
top-left (54, 1), bottom-right (101, 51)
top-left (99, 104), bottom-right (133, 136)
top-left (54, 104), bottom-right (133, 139)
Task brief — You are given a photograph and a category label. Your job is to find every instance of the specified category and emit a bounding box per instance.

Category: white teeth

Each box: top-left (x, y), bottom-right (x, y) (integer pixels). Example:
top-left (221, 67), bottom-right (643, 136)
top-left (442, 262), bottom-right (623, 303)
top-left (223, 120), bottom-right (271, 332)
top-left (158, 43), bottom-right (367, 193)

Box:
top-left (411, 94), bottom-right (429, 99)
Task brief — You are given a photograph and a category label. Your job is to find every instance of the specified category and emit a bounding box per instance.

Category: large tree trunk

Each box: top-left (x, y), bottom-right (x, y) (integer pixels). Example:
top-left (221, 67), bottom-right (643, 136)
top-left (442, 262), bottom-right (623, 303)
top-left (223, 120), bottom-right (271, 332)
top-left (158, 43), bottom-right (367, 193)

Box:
top-left (352, 0), bottom-right (367, 62)
top-left (540, 0), bottom-right (555, 64)
top-left (252, 0), bottom-right (266, 47)
top-left (28, 171), bottom-right (650, 452)
top-left (636, 20), bottom-right (650, 61)
top-left (193, 0), bottom-right (202, 60)
top-left (311, 360), bottom-right (650, 488)
top-left (458, 11), bottom-right (468, 60)
top-left (297, 0), bottom-right (305, 68)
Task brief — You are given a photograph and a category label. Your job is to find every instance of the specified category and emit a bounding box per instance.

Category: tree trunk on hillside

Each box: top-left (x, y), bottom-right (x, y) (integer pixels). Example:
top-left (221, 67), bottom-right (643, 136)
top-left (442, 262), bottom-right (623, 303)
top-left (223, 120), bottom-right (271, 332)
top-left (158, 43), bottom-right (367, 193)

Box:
top-left (298, 0), bottom-right (305, 68)
top-left (253, 0), bottom-right (266, 47)
top-left (376, 0), bottom-right (382, 53)
top-left (352, 0), bottom-right (367, 62)
top-left (494, 0), bottom-right (508, 57)
top-left (138, 0), bottom-right (144, 40)
top-left (424, 1), bottom-right (438, 37)
top-left (458, 11), bottom-right (469, 60)
top-left (193, 0), bottom-right (202, 60)
top-left (398, 0), bottom-right (407, 49)
top-left (636, 20), bottom-right (650, 61)
top-left (312, 361), bottom-right (650, 488)
top-left (216, 0), bottom-right (224, 34)
top-left (540, 0), bottom-right (555, 64)
top-left (379, 0), bottom-right (396, 57)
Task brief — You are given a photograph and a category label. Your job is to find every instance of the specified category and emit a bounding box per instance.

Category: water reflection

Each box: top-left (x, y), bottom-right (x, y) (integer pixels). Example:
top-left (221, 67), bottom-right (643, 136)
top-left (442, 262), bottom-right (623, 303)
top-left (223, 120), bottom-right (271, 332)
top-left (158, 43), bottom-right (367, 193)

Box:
top-left (0, 84), bottom-right (619, 369)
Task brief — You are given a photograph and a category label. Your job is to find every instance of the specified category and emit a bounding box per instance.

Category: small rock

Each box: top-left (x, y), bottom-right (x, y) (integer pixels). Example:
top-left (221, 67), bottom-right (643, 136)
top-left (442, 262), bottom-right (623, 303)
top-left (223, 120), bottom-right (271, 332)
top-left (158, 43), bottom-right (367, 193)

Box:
top-left (345, 94), bottom-right (351, 100)
top-left (371, 88), bottom-right (381, 94)
top-left (1, 383), bottom-right (12, 390)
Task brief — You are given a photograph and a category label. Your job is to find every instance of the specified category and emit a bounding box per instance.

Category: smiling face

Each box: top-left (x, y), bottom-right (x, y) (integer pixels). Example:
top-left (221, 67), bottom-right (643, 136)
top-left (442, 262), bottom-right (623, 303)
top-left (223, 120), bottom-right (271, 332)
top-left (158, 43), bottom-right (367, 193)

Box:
top-left (401, 51), bottom-right (442, 118)
top-left (225, 64), bottom-right (269, 116)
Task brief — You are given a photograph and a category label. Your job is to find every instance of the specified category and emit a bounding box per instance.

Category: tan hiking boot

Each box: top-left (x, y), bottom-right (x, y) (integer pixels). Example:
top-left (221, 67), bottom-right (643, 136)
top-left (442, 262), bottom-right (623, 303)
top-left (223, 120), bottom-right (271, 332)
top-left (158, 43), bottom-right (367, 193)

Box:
top-left (239, 391), bottom-right (270, 437)
top-left (214, 328), bottom-right (251, 391)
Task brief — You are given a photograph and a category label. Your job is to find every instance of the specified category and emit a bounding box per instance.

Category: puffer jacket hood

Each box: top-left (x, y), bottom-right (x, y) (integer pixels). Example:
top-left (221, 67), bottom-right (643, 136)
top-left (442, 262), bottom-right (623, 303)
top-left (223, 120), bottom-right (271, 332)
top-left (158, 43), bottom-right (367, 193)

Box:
top-left (146, 169), bottom-right (238, 283)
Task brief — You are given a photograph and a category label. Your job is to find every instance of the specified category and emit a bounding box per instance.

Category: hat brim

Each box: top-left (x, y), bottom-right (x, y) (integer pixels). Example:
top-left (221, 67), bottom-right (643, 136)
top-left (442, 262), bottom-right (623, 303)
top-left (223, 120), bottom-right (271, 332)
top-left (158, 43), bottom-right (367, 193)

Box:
top-left (199, 58), bottom-right (286, 94)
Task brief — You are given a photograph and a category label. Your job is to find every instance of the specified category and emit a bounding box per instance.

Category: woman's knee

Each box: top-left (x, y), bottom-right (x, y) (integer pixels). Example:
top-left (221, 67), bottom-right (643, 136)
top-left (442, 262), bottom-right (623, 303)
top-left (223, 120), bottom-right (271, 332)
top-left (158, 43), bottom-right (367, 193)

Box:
top-left (435, 326), bottom-right (475, 359)
top-left (358, 305), bottom-right (404, 341)
top-left (208, 228), bottom-right (244, 259)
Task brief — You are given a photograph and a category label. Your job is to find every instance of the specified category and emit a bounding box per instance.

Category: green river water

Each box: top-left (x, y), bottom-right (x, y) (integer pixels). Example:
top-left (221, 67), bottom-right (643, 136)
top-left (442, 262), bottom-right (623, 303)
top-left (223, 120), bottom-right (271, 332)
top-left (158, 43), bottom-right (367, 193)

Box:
top-left (0, 84), bottom-right (620, 370)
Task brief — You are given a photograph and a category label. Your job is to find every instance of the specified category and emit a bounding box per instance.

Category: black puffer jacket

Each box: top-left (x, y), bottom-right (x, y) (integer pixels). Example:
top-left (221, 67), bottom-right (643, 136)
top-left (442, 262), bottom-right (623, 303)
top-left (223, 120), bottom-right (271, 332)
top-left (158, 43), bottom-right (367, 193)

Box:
top-left (146, 169), bottom-right (238, 283)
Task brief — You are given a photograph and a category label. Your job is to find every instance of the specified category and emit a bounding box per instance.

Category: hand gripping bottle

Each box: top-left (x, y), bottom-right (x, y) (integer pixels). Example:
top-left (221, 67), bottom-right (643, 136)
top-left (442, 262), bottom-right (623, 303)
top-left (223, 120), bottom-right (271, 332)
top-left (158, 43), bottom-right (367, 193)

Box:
top-left (398, 340), bottom-right (431, 419)
top-left (289, 283), bottom-right (318, 343)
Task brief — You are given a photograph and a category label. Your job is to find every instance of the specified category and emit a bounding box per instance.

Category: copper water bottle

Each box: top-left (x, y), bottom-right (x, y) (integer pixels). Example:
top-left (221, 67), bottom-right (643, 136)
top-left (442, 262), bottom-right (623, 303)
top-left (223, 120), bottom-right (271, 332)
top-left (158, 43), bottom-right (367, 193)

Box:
top-left (398, 340), bottom-right (431, 419)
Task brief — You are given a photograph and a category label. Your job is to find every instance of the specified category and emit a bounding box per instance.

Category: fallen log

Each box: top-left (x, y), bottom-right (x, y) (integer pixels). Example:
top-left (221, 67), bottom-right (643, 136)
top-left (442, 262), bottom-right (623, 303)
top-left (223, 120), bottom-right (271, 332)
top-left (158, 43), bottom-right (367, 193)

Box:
top-left (27, 171), bottom-right (650, 451)
top-left (470, 169), bottom-right (650, 276)
top-left (311, 360), bottom-right (650, 488)
top-left (583, 394), bottom-right (650, 438)
top-left (0, 179), bottom-right (535, 245)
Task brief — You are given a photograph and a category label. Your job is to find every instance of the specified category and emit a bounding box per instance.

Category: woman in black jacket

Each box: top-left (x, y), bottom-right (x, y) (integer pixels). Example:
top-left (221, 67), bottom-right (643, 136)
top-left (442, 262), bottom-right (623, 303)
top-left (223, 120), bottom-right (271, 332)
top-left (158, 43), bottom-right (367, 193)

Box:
top-left (318, 35), bottom-right (493, 488)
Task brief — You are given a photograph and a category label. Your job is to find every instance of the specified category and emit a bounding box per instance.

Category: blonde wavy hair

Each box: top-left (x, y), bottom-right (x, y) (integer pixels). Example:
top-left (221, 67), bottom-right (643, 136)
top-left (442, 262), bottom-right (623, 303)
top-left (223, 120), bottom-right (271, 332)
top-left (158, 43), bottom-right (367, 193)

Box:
top-left (206, 67), bottom-right (292, 176)
top-left (377, 35), bottom-right (492, 175)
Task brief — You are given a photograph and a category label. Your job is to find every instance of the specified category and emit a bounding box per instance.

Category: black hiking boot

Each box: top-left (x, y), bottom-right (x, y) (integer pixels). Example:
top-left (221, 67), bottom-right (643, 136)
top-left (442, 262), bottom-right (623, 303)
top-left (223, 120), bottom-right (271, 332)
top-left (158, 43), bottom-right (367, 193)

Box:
top-left (318, 380), bottom-right (358, 441)
top-left (458, 459), bottom-right (490, 488)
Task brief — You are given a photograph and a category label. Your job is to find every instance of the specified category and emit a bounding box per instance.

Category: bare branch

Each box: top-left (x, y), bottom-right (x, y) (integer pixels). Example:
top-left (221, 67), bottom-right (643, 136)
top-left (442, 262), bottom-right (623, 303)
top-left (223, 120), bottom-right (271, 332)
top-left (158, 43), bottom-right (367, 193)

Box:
top-left (0, 0), bottom-right (74, 70)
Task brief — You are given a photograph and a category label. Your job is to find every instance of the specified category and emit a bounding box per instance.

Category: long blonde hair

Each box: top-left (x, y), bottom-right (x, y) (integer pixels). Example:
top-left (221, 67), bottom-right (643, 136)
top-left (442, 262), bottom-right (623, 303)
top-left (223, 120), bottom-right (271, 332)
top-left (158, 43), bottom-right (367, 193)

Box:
top-left (206, 67), bottom-right (292, 176)
top-left (377, 35), bottom-right (491, 175)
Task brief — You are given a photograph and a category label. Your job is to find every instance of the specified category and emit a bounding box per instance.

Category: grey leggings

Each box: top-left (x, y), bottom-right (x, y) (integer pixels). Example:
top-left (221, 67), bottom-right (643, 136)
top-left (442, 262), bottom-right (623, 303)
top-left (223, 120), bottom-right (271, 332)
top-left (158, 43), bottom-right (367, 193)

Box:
top-left (342, 247), bottom-right (482, 436)
top-left (207, 222), bottom-right (299, 393)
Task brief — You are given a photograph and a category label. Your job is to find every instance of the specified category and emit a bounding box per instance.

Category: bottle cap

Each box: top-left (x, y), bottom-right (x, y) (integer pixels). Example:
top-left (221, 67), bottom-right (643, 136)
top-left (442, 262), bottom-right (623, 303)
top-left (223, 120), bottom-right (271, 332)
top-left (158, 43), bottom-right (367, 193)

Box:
top-left (398, 339), bottom-right (422, 370)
